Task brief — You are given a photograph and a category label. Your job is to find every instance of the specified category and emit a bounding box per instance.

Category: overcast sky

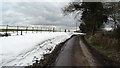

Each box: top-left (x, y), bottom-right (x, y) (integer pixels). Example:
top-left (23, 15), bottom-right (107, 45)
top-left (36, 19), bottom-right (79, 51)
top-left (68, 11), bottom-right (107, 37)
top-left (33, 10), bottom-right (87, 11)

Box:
top-left (1, 0), bottom-right (79, 28)
top-left (1, 0), bottom-right (119, 28)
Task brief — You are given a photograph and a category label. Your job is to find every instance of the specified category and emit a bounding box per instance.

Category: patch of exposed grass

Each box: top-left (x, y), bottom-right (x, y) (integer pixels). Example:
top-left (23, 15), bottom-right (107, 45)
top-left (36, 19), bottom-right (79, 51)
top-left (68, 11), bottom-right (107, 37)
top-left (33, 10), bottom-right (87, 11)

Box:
top-left (85, 34), bottom-right (120, 63)
top-left (91, 44), bottom-right (120, 63)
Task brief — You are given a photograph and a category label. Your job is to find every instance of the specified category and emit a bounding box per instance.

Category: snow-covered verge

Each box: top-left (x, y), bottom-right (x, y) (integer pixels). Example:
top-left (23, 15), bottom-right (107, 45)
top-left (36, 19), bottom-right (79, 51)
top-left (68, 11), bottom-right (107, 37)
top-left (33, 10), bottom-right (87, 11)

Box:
top-left (0, 32), bottom-right (73, 67)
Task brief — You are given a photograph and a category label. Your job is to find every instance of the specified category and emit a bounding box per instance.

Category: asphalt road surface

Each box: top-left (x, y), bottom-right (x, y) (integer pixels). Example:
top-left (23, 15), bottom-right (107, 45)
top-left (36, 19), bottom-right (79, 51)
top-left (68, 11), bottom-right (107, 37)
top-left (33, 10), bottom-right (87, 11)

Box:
top-left (54, 35), bottom-right (100, 67)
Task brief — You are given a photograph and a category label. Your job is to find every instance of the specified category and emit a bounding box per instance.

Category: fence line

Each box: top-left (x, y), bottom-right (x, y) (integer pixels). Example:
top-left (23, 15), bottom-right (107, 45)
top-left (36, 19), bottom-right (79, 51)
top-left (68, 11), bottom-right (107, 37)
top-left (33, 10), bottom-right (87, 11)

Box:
top-left (0, 25), bottom-right (71, 36)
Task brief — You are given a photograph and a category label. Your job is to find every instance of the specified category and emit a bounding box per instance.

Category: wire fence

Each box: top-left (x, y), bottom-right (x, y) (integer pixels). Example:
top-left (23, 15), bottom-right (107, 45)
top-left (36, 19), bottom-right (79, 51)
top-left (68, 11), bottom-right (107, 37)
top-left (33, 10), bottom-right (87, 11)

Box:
top-left (0, 25), bottom-right (71, 36)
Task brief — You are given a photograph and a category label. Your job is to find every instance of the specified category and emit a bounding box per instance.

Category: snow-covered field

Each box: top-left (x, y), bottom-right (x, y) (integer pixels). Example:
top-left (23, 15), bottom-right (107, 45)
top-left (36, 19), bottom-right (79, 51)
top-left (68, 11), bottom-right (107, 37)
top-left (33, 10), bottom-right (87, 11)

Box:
top-left (0, 32), bottom-right (73, 67)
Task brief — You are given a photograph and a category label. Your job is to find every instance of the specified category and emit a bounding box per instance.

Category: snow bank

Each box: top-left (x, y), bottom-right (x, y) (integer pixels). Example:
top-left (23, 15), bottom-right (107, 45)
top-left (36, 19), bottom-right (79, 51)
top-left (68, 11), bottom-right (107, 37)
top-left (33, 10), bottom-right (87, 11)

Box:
top-left (0, 32), bottom-right (72, 67)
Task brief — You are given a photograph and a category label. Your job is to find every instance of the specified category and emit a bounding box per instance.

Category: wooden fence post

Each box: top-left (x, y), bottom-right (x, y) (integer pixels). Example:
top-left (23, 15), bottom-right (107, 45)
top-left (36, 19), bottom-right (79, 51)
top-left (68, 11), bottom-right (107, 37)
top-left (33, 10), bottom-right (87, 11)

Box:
top-left (21, 30), bottom-right (22, 35)
top-left (64, 29), bottom-right (66, 32)
top-left (68, 30), bottom-right (70, 32)
top-left (26, 27), bottom-right (28, 33)
top-left (53, 27), bottom-right (55, 32)
top-left (17, 26), bottom-right (19, 35)
top-left (6, 25), bottom-right (8, 34)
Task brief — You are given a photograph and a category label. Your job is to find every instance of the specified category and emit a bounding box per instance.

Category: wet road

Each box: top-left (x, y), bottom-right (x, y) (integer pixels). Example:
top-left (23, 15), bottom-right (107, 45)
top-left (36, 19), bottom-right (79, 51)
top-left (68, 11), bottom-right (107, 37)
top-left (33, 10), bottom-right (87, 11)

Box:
top-left (54, 35), bottom-right (90, 66)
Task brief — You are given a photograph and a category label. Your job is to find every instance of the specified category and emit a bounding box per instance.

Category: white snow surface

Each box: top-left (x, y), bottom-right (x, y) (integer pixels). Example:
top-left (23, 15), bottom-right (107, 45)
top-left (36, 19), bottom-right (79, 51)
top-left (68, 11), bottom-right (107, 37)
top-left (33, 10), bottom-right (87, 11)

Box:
top-left (0, 32), bottom-right (73, 67)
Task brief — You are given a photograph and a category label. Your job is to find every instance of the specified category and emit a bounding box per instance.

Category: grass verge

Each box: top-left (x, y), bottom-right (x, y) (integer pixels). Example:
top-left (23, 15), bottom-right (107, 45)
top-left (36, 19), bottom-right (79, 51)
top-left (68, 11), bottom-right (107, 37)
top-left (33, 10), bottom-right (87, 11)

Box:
top-left (85, 34), bottom-right (120, 66)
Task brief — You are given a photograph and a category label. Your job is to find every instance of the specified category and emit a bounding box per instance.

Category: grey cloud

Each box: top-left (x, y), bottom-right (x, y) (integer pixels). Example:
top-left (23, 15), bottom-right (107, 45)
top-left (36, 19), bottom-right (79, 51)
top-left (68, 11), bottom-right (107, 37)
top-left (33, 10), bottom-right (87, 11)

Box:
top-left (2, 2), bottom-right (76, 27)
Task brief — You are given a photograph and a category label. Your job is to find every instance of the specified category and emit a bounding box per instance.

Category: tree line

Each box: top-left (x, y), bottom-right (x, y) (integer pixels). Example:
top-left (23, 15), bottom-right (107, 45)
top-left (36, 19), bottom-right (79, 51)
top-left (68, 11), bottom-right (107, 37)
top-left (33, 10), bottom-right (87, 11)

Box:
top-left (63, 1), bottom-right (120, 39)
